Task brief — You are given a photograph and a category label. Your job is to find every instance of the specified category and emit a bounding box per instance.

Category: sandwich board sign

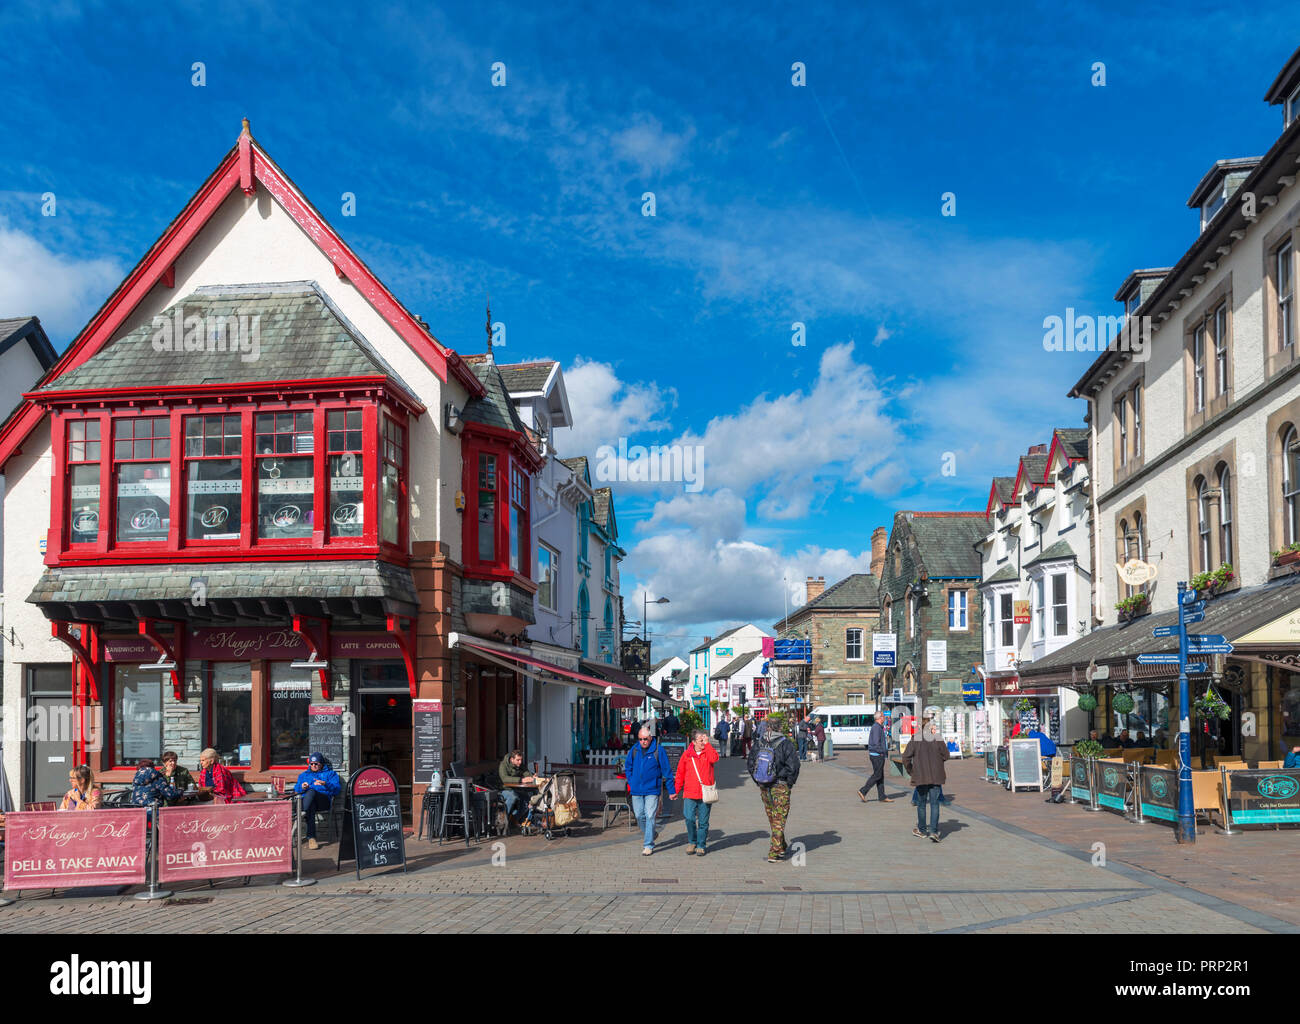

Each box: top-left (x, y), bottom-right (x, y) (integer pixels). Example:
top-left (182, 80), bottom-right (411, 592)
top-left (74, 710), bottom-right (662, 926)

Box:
top-left (1008, 737), bottom-right (1044, 793)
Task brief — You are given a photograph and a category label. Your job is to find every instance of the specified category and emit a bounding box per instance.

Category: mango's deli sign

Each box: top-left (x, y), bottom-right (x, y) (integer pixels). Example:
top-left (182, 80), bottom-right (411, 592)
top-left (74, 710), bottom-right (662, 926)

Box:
top-left (100, 628), bottom-right (402, 662)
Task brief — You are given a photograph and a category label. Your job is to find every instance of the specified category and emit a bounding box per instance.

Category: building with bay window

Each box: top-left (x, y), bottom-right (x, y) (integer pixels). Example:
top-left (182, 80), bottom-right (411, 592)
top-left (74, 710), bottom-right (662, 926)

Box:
top-left (976, 430), bottom-right (1092, 746)
top-left (0, 123), bottom-right (555, 818)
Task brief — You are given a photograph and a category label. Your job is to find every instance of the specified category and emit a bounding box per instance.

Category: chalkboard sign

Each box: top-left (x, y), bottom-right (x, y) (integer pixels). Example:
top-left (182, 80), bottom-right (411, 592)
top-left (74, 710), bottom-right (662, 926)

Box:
top-left (413, 699), bottom-right (443, 780)
top-left (336, 766), bottom-right (407, 879)
top-left (308, 704), bottom-right (346, 773)
top-left (1007, 737), bottom-right (1043, 792)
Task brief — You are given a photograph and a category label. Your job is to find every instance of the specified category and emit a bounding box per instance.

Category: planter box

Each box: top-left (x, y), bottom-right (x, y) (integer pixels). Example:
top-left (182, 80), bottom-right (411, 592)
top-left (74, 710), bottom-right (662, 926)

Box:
top-left (1275, 550), bottom-right (1300, 568)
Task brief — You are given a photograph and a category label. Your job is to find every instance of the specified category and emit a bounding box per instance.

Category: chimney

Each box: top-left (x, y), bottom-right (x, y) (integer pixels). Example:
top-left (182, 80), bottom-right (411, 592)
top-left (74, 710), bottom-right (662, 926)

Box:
top-left (871, 526), bottom-right (887, 578)
top-left (1028, 444), bottom-right (1047, 456)
top-left (806, 576), bottom-right (825, 603)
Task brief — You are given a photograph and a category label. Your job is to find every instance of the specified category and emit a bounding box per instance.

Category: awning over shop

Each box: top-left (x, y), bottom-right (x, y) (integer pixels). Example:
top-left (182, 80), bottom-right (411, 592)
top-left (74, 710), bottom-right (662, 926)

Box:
top-left (1019, 576), bottom-right (1300, 688)
top-left (579, 658), bottom-right (690, 710)
top-left (449, 633), bottom-right (643, 698)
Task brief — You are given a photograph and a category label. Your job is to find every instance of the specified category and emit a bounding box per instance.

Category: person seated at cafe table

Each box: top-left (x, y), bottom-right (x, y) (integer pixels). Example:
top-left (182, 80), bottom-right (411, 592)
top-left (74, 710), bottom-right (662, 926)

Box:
top-left (1284, 744), bottom-right (1300, 769)
top-left (60, 764), bottom-right (102, 811)
top-left (198, 747), bottom-right (247, 803)
top-left (160, 751), bottom-right (194, 794)
top-left (1117, 730), bottom-right (1135, 749)
top-left (129, 759), bottom-right (182, 810)
top-left (497, 749), bottom-right (536, 828)
top-left (295, 753), bottom-right (341, 850)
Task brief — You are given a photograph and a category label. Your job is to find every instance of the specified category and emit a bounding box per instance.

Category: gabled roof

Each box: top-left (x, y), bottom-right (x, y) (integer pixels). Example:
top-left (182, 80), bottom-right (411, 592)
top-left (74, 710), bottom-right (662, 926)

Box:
top-left (1014, 454), bottom-right (1049, 495)
top-left (35, 284), bottom-right (418, 400)
top-left (1052, 427), bottom-right (1088, 462)
top-left (986, 476), bottom-right (1016, 517)
top-left (1265, 44), bottom-right (1300, 105)
top-left (0, 317), bottom-right (57, 371)
top-left (787, 573), bottom-right (880, 621)
top-left (560, 456), bottom-right (590, 485)
top-left (689, 622), bottom-right (767, 654)
top-left (461, 359), bottom-right (532, 435)
top-left (904, 512), bottom-right (986, 579)
top-left (1186, 157), bottom-right (1261, 210)
top-left (593, 487), bottom-right (612, 530)
top-left (0, 121), bottom-right (484, 471)
top-left (498, 361), bottom-right (556, 393)
top-left (1024, 539), bottom-right (1079, 569)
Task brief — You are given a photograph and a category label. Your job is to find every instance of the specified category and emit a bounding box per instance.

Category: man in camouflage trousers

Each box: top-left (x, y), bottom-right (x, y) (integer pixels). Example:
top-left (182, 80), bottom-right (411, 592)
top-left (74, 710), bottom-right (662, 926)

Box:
top-left (747, 717), bottom-right (801, 862)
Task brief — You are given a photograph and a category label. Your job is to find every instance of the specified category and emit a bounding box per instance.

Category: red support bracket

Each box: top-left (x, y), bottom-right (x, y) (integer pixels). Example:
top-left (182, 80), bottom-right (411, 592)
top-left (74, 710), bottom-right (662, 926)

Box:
top-left (386, 614), bottom-right (417, 698)
top-left (51, 621), bottom-right (100, 701)
top-left (161, 264), bottom-right (175, 288)
top-left (138, 619), bottom-right (185, 701)
top-left (290, 615), bottom-right (331, 699)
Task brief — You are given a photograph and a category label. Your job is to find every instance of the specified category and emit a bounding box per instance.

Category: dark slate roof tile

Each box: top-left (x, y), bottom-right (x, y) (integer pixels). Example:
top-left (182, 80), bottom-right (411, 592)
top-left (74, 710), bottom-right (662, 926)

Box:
top-left (907, 512), bottom-right (987, 578)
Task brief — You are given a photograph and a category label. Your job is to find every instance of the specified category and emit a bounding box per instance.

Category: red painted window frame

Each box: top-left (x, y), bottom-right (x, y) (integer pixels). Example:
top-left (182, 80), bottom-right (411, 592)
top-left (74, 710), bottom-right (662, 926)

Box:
top-left (202, 660), bottom-right (254, 771)
top-left (461, 431), bottom-right (532, 581)
top-left (266, 660), bottom-right (316, 771)
top-left (47, 396), bottom-right (407, 566)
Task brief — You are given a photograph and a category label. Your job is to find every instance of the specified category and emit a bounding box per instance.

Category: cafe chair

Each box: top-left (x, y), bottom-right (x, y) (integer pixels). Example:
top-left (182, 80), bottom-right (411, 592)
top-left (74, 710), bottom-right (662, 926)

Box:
top-left (600, 778), bottom-right (634, 831)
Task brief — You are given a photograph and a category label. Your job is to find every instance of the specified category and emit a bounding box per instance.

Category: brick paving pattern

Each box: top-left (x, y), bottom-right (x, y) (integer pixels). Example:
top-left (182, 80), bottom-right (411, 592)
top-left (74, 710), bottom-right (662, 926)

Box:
top-left (1, 749), bottom-right (1289, 933)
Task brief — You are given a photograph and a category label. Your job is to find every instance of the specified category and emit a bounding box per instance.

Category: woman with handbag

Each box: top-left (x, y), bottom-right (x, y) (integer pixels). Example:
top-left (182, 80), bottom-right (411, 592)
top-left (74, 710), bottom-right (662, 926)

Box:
top-left (674, 729), bottom-right (720, 857)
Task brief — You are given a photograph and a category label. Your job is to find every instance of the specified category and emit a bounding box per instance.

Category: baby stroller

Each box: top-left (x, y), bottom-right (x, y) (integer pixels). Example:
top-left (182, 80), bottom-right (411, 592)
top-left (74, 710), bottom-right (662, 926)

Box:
top-left (519, 771), bottom-right (579, 840)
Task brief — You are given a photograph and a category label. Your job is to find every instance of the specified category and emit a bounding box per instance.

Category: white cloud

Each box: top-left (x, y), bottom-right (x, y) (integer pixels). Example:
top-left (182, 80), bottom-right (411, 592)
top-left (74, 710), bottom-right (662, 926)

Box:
top-left (643, 489), bottom-right (746, 542)
top-left (873, 324), bottom-right (892, 346)
top-left (0, 220), bottom-right (121, 345)
top-left (554, 357), bottom-right (676, 458)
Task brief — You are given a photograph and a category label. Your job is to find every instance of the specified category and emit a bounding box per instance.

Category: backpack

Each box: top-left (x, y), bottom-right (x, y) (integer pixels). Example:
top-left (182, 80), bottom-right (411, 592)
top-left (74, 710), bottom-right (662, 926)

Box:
top-left (752, 740), bottom-right (779, 785)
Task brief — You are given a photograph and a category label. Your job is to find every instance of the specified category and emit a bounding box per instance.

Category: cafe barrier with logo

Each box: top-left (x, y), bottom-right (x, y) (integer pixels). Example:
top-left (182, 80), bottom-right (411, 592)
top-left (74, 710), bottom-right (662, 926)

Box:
top-left (3, 797), bottom-right (313, 898)
top-left (1223, 768), bottom-right (1300, 826)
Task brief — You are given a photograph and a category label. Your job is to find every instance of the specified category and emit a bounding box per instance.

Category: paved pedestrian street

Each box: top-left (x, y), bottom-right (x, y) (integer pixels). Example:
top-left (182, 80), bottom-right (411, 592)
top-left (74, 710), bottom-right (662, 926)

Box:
top-left (2, 752), bottom-right (1290, 933)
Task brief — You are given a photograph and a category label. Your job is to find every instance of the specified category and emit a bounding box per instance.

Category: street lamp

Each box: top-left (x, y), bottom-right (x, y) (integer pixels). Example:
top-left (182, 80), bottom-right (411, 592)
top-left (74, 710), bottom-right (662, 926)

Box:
top-left (645, 593), bottom-right (669, 701)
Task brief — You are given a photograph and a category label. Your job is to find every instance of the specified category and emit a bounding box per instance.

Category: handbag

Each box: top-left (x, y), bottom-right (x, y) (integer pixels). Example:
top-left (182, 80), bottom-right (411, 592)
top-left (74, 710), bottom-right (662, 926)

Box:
top-left (691, 752), bottom-right (719, 804)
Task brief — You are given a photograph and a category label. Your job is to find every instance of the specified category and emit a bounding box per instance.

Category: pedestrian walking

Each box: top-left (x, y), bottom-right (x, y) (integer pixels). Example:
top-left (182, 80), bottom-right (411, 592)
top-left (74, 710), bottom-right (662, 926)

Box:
top-left (811, 716), bottom-right (826, 760)
top-left (674, 728), bottom-right (719, 856)
top-left (742, 713), bottom-right (754, 757)
top-left (901, 714), bottom-right (949, 842)
top-left (858, 713), bottom-right (894, 803)
top-left (623, 727), bottom-right (678, 855)
top-left (715, 715), bottom-right (731, 757)
top-left (746, 716), bottom-right (800, 862)
top-left (731, 713), bottom-right (745, 758)
top-left (796, 715), bottom-right (810, 761)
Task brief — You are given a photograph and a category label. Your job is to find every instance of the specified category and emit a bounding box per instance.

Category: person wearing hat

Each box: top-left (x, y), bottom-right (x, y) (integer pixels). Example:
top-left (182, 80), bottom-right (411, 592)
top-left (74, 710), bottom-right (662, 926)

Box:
top-left (295, 753), bottom-right (342, 849)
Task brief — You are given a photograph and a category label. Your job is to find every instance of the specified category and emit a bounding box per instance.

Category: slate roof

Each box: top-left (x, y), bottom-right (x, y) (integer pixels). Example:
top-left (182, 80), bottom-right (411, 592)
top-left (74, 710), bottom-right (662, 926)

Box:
top-left (1024, 539), bottom-right (1078, 568)
top-left (791, 573), bottom-right (880, 618)
top-left (906, 512), bottom-right (986, 578)
top-left (461, 359), bottom-right (532, 435)
top-left (689, 623), bottom-right (763, 654)
top-left (39, 284), bottom-right (415, 395)
top-left (27, 561), bottom-right (418, 609)
top-left (711, 650), bottom-right (763, 680)
top-left (1054, 428), bottom-right (1089, 461)
top-left (1017, 454), bottom-right (1049, 489)
top-left (498, 361), bottom-right (556, 394)
top-left (1020, 576), bottom-right (1300, 682)
top-left (981, 563), bottom-right (1019, 585)
top-left (990, 477), bottom-right (1016, 505)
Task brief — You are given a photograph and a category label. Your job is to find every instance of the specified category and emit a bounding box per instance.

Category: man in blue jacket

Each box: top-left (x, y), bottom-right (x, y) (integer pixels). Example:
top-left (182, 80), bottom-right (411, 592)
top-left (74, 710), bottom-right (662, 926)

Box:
top-left (624, 727), bottom-right (678, 855)
top-left (296, 752), bottom-right (342, 850)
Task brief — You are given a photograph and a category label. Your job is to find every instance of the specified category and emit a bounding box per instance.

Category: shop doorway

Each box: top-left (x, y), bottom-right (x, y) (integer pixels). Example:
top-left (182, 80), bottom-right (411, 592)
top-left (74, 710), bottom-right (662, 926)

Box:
top-left (353, 661), bottom-right (413, 822)
top-left (25, 665), bottom-right (75, 804)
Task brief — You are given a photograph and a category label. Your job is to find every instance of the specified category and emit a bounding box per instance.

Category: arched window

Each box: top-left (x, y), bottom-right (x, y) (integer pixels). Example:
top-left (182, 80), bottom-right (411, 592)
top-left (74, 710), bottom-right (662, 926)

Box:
top-left (1118, 518), bottom-right (1130, 563)
top-left (1217, 464), bottom-right (1232, 564)
top-left (1133, 511), bottom-right (1147, 593)
top-left (603, 597), bottom-right (614, 664)
top-left (1284, 426), bottom-right (1300, 546)
top-left (883, 596), bottom-right (892, 632)
top-left (1195, 476), bottom-right (1210, 571)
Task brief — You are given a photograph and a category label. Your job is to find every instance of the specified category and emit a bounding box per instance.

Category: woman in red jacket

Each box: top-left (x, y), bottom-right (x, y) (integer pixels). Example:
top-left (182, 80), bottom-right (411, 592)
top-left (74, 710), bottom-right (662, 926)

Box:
top-left (674, 729), bottom-right (720, 857)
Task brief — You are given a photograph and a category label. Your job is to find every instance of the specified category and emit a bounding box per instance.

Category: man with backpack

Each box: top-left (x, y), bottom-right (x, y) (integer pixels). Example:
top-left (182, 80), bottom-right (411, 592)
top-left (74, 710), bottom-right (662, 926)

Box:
top-left (747, 717), bottom-right (800, 863)
top-left (624, 726), bottom-right (678, 855)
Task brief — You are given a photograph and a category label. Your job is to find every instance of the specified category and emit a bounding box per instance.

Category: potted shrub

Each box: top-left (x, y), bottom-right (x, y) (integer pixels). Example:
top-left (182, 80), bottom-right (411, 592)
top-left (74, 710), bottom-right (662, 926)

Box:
top-left (1190, 563), bottom-right (1235, 596)
top-left (1115, 592), bottom-right (1150, 620)
top-left (1273, 542), bottom-right (1300, 568)
top-left (1074, 739), bottom-right (1104, 759)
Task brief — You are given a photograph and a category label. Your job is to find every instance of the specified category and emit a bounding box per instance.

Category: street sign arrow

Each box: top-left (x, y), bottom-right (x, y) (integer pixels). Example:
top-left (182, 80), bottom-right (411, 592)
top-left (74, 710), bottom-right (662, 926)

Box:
top-left (1187, 634), bottom-right (1227, 645)
top-left (1182, 600), bottom-right (1207, 615)
top-left (1183, 662), bottom-right (1209, 674)
top-left (1152, 625), bottom-right (1180, 637)
top-left (1185, 643), bottom-right (1234, 655)
top-left (1183, 611), bottom-right (1205, 625)
top-left (1181, 589), bottom-right (1200, 605)
top-left (1136, 653), bottom-right (1181, 664)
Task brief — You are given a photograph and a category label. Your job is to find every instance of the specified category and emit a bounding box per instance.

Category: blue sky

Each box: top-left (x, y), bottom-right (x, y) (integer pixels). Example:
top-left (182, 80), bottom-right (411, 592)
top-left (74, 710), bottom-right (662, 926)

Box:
top-left (2, 1), bottom-right (1298, 659)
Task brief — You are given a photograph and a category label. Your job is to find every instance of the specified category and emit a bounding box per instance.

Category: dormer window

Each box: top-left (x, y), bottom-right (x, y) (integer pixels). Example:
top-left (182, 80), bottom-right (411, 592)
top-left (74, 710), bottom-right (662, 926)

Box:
top-left (1288, 82), bottom-right (1300, 128)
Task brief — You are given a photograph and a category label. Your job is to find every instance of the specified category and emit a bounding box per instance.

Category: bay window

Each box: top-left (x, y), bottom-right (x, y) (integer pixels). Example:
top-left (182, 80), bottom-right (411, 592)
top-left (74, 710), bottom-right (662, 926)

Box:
top-left (999, 592), bottom-right (1013, 647)
top-left (464, 437), bottom-right (536, 577)
top-left (328, 409), bottom-right (364, 538)
top-left (1051, 574), bottom-right (1068, 637)
top-left (186, 414), bottom-right (242, 540)
top-left (478, 454), bottom-right (498, 562)
top-left (510, 463), bottom-right (528, 573)
top-left (67, 419), bottom-right (101, 544)
top-left (381, 416), bottom-right (405, 546)
top-left (1033, 577), bottom-right (1045, 641)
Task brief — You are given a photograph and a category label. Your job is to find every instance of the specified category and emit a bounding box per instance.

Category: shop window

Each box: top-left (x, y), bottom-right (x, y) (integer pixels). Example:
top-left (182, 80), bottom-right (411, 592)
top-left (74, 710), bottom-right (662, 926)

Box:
top-left (113, 665), bottom-right (164, 765)
top-left (185, 414), bottom-right (242, 541)
top-left (256, 412), bottom-right (314, 539)
top-left (113, 417), bottom-right (171, 543)
top-left (268, 663), bottom-right (312, 766)
top-left (327, 409), bottom-right (364, 538)
top-left (67, 419), bottom-right (101, 544)
top-left (381, 416), bottom-right (405, 546)
top-left (1281, 673), bottom-right (1300, 745)
top-left (209, 662), bottom-right (252, 766)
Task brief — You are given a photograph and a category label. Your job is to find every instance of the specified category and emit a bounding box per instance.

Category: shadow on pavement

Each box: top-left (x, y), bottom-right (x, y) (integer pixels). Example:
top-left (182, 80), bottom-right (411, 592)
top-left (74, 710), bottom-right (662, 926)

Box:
top-left (700, 829), bottom-right (769, 853)
top-left (796, 830), bottom-right (843, 854)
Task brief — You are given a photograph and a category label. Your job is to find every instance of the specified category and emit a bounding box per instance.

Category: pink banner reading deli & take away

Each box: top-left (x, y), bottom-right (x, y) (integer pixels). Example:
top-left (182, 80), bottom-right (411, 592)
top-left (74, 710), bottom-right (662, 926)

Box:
top-left (157, 800), bottom-right (293, 883)
top-left (5, 809), bottom-right (148, 890)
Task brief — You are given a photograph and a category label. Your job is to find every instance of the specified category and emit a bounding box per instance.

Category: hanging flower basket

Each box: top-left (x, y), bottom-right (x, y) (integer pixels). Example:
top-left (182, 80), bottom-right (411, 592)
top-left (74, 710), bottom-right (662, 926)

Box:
top-left (1077, 693), bottom-right (1098, 712)
top-left (1112, 692), bottom-right (1135, 715)
top-left (1194, 688), bottom-right (1231, 721)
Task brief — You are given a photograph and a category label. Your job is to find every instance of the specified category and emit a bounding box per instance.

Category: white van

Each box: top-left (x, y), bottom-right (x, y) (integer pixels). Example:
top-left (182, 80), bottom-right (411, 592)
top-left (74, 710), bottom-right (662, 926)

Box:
top-left (812, 705), bottom-right (879, 748)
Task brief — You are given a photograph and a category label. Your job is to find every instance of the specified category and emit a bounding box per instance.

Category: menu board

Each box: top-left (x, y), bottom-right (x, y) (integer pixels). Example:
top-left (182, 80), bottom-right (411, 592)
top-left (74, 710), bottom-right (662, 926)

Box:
top-left (1008, 737), bottom-right (1043, 792)
top-left (121, 676), bottom-right (162, 761)
top-left (413, 699), bottom-right (443, 779)
top-left (337, 766), bottom-right (407, 878)
top-left (308, 704), bottom-right (346, 771)
top-left (1047, 699), bottom-right (1061, 743)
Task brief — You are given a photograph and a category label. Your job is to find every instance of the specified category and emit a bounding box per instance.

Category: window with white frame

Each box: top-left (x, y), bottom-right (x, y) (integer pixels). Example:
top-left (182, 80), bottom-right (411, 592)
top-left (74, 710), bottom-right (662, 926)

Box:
top-left (908, 592), bottom-right (918, 639)
top-left (1218, 464), bottom-right (1232, 564)
top-left (845, 628), bottom-right (863, 661)
top-left (1131, 383), bottom-right (1142, 459)
top-left (1213, 303), bottom-right (1229, 397)
top-left (999, 592), bottom-right (1013, 647)
top-left (1279, 241), bottom-right (1294, 351)
top-left (1116, 395), bottom-right (1129, 467)
top-left (1196, 476), bottom-right (1211, 572)
top-left (1033, 576), bottom-right (1045, 641)
top-left (1051, 574), bottom-right (1068, 637)
top-left (1192, 323), bottom-right (1207, 413)
top-left (1285, 426), bottom-right (1300, 546)
top-left (947, 590), bottom-right (967, 630)
top-left (846, 693), bottom-right (865, 706)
